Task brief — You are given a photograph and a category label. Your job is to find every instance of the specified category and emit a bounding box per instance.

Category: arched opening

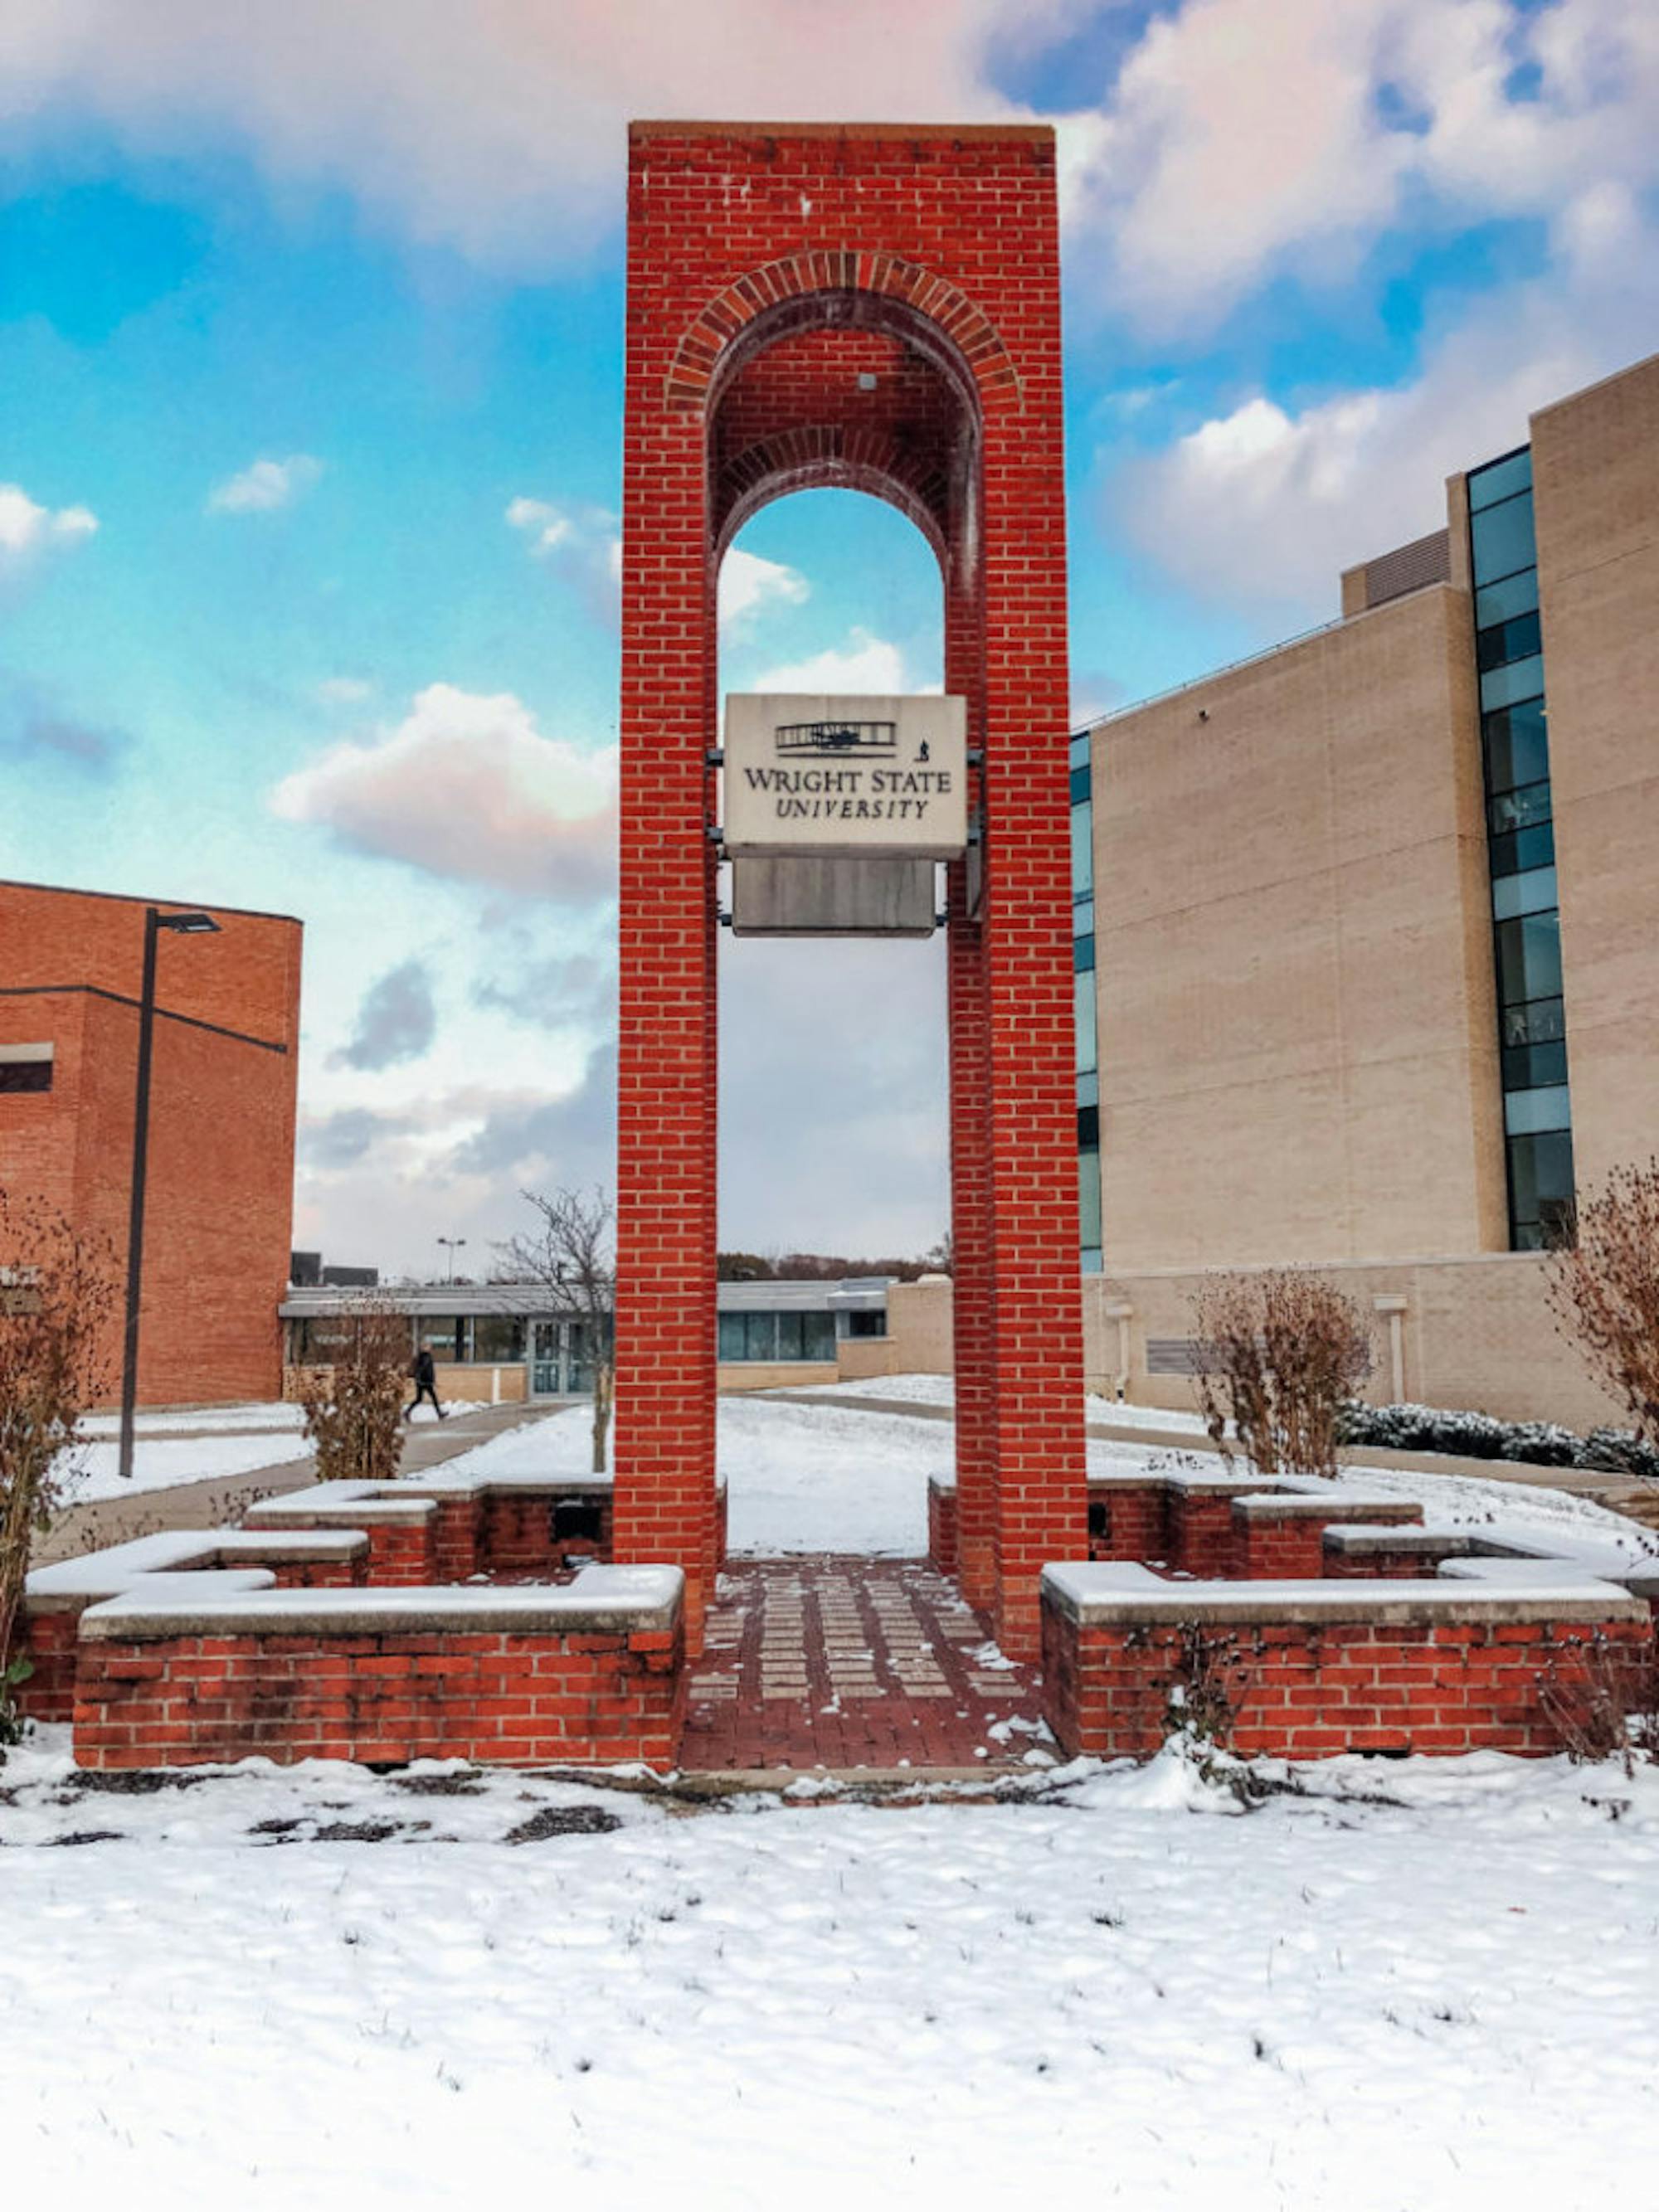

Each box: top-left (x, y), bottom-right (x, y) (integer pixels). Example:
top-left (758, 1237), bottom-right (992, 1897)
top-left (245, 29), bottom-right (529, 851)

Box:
top-left (716, 490), bottom-right (949, 1307)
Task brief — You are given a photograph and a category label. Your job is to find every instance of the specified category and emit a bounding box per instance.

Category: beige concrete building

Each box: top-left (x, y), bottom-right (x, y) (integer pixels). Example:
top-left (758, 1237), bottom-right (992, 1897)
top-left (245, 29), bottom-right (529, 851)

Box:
top-left (1068, 348), bottom-right (1659, 1422)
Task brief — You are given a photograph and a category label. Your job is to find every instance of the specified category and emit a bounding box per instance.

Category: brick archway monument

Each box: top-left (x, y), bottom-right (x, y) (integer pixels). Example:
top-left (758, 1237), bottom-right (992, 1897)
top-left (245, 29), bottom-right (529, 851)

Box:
top-left (615, 121), bottom-right (1086, 1659)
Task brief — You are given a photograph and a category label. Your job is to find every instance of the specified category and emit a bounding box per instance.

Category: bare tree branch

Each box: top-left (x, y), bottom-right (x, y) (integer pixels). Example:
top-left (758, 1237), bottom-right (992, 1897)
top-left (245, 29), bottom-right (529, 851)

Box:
top-left (498, 1186), bottom-right (615, 1473)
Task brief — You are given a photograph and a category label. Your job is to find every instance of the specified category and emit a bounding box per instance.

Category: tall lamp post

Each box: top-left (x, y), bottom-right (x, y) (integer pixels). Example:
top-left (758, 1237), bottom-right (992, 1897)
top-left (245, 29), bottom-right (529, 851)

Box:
top-left (437, 1236), bottom-right (467, 1285)
top-left (118, 907), bottom-right (221, 1484)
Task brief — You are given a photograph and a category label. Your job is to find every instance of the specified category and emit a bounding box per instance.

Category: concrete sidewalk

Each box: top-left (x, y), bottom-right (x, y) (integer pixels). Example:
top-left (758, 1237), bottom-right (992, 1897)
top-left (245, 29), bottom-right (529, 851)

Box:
top-left (36, 1401), bottom-right (557, 1565)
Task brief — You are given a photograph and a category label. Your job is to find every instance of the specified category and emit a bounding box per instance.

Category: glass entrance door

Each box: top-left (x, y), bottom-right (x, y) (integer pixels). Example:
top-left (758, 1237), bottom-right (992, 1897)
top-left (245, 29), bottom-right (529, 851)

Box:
top-left (530, 1320), bottom-right (566, 1398)
top-left (530, 1320), bottom-right (592, 1398)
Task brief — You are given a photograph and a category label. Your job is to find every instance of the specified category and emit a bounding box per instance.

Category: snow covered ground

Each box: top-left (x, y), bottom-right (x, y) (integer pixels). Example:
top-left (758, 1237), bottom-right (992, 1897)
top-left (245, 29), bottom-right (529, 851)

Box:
top-left (440, 1392), bottom-right (1656, 1569)
top-left (2, 1731), bottom-right (1656, 2210)
top-left (58, 1401), bottom-right (489, 1505)
top-left (775, 1369), bottom-right (1212, 1433)
top-left (10, 1386), bottom-right (1659, 2204)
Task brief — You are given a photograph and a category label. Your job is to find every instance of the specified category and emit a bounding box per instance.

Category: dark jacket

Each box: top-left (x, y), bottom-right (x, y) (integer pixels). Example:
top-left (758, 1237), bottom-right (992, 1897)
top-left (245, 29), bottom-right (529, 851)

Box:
top-left (413, 1349), bottom-right (436, 1388)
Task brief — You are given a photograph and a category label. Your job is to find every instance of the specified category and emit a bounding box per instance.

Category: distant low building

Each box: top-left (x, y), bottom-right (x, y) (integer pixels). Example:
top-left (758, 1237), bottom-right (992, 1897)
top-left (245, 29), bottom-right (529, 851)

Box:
top-left (280, 1274), bottom-right (953, 1401)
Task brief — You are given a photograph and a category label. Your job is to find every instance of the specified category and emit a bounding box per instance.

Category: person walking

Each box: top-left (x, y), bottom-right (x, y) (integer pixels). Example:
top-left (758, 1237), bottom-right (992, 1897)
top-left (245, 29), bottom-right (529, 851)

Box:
top-left (407, 1343), bottom-right (445, 1421)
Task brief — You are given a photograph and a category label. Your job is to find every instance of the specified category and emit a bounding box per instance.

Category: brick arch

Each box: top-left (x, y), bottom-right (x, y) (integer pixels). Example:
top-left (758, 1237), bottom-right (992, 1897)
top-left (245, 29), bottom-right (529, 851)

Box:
top-left (713, 425), bottom-right (951, 566)
top-left (665, 252), bottom-right (1020, 416)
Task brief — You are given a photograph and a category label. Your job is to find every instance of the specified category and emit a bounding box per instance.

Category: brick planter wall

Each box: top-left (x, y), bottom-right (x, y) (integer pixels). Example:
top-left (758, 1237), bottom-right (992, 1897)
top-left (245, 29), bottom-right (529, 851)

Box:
top-left (928, 1479), bottom-right (958, 1575)
top-left (72, 1578), bottom-right (685, 1770)
top-left (17, 1607), bottom-right (77, 1723)
top-left (1087, 1481), bottom-right (1165, 1562)
top-left (1231, 1500), bottom-right (1423, 1581)
top-left (1041, 1568), bottom-right (1653, 1760)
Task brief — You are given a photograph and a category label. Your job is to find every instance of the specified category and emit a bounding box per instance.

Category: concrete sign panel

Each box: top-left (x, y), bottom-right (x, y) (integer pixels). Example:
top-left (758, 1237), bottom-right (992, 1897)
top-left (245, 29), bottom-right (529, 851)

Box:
top-left (724, 694), bottom-right (967, 859)
top-left (729, 856), bottom-right (937, 938)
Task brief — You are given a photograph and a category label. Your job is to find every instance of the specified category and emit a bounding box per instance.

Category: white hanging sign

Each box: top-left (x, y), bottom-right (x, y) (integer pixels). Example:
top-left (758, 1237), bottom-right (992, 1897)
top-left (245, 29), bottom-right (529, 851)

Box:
top-left (723, 694), bottom-right (968, 860)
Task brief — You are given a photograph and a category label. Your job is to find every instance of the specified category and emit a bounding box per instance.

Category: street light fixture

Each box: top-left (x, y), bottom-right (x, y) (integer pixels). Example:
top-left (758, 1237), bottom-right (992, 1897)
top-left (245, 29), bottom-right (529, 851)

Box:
top-left (118, 908), bottom-right (221, 1484)
top-left (437, 1237), bottom-right (467, 1286)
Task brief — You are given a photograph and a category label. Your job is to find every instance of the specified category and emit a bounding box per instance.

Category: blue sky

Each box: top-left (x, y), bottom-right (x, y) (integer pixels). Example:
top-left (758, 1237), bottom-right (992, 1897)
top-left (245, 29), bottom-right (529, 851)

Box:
top-left (2, 0), bottom-right (1655, 1276)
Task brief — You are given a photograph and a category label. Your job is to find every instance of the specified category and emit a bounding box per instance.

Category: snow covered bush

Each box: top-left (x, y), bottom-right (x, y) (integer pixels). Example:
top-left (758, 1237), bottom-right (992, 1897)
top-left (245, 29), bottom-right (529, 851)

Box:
top-left (296, 1296), bottom-right (408, 1485)
top-left (1336, 1400), bottom-right (1659, 1478)
top-left (1193, 1271), bottom-right (1373, 1480)
top-left (0, 1189), bottom-right (116, 1751)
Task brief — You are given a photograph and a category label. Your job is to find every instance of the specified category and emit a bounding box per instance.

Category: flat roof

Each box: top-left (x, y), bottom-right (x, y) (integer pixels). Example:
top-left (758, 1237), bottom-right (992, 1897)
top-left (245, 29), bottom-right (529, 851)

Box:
top-left (630, 119), bottom-right (1053, 144)
top-left (281, 1277), bottom-right (893, 1320)
top-left (0, 876), bottom-right (302, 929)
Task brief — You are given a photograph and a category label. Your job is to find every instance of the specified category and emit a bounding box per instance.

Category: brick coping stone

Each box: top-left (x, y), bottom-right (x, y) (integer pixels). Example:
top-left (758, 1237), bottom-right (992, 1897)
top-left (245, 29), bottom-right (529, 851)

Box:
top-left (1323, 1526), bottom-right (1479, 1555)
top-left (27, 1534), bottom-right (364, 1609)
top-left (1040, 1560), bottom-right (1647, 1629)
top-left (1231, 1493), bottom-right (1421, 1523)
top-left (79, 1562), bottom-right (684, 1641)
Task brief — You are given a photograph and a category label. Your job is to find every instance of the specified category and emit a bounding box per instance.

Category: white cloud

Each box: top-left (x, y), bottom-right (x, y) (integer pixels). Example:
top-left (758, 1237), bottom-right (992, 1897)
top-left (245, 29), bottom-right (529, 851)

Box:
top-left (207, 455), bottom-right (322, 513)
top-left (270, 681), bottom-right (616, 901)
top-left (718, 547), bottom-right (810, 633)
top-left (0, 1), bottom-right (1018, 265)
top-left (1063, 0), bottom-right (1659, 330)
top-left (506, 495), bottom-right (620, 616)
top-left (0, 483), bottom-right (98, 562)
top-left (317, 675), bottom-right (376, 706)
top-left (747, 629), bottom-right (923, 696)
top-left (1110, 237), bottom-right (1650, 615)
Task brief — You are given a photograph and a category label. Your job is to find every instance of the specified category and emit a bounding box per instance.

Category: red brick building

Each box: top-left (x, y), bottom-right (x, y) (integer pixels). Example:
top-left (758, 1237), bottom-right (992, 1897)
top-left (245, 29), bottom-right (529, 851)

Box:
top-left (0, 878), bottom-right (302, 1405)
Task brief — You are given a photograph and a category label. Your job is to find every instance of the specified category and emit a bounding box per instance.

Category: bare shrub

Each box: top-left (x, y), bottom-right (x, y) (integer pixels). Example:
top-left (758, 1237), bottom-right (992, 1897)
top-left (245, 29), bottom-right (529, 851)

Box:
top-left (498, 1186), bottom-right (615, 1473)
top-left (296, 1296), bottom-right (409, 1484)
top-left (1538, 1632), bottom-right (1659, 1775)
top-left (1193, 1269), bottom-right (1374, 1480)
top-left (0, 1189), bottom-right (118, 1748)
top-left (1549, 1159), bottom-right (1659, 1456)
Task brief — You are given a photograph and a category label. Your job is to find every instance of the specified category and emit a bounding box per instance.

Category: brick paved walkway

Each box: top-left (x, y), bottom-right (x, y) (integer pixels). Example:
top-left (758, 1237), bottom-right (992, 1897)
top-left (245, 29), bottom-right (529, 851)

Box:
top-left (679, 1558), bottom-right (1049, 1774)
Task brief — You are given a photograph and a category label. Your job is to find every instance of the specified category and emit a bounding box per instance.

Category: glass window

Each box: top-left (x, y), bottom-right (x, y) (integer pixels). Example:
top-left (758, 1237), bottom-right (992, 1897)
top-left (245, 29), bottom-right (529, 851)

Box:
top-left (1069, 764), bottom-right (1091, 804)
top-left (1475, 569), bottom-right (1539, 629)
top-left (1502, 1036), bottom-right (1569, 1091)
top-left (1481, 654), bottom-right (1546, 713)
top-left (1082, 1247), bottom-right (1103, 1276)
top-left (1073, 896), bottom-right (1094, 937)
top-left (1502, 996), bottom-right (1565, 1049)
top-left (471, 1315), bottom-right (525, 1363)
top-left (1468, 449), bottom-right (1532, 511)
top-left (1505, 1084), bottom-right (1574, 1135)
top-left (1078, 1104), bottom-right (1099, 1148)
top-left (1491, 865), bottom-right (1558, 921)
top-left (1488, 821), bottom-right (1554, 878)
top-left (1078, 1146), bottom-right (1102, 1250)
top-left (1488, 779), bottom-right (1552, 836)
top-left (1076, 1069), bottom-right (1098, 1109)
top-left (1508, 1127), bottom-right (1574, 1246)
top-left (1496, 912), bottom-right (1563, 1008)
top-left (1471, 491), bottom-right (1537, 586)
top-left (418, 1317), bottom-right (460, 1359)
top-left (1477, 608), bottom-right (1542, 672)
top-left (845, 1309), bottom-right (886, 1339)
top-left (1070, 799), bottom-right (1093, 900)
top-left (1074, 970), bottom-right (1097, 1075)
top-left (802, 1310), bottom-right (837, 1362)
top-left (717, 1312), bottom-right (749, 1362)
top-left (0, 1058), bottom-right (53, 1093)
top-left (1483, 699), bottom-right (1550, 795)
top-left (1068, 732), bottom-right (1092, 772)
top-left (1073, 932), bottom-right (1095, 973)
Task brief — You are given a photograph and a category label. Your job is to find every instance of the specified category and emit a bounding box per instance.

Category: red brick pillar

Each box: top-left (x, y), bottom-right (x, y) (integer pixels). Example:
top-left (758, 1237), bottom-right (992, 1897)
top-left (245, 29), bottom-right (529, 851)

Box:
top-left (615, 123), bottom-right (1087, 1660)
top-left (612, 236), bottom-right (719, 1650)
